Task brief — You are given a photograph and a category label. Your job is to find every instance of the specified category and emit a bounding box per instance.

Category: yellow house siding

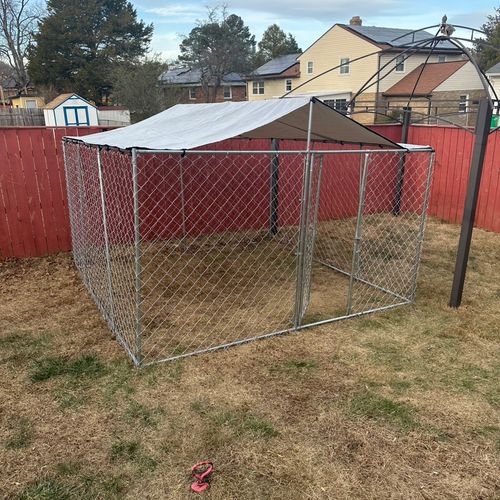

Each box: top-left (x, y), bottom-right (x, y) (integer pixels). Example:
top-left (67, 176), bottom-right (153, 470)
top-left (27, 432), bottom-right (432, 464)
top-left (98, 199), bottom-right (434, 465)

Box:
top-left (292, 25), bottom-right (380, 96)
top-left (247, 78), bottom-right (295, 100)
top-left (378, 53), bottom-right (463, 92)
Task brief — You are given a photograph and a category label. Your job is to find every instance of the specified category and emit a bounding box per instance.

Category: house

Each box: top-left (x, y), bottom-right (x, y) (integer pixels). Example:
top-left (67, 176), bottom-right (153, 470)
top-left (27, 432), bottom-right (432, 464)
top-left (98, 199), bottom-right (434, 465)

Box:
top-left (486, 62), bottom-right (500, 110)
top-left (160, 68), bottom-right (247, 103)
top-left (9, 95), bottom-right (45, 109)
top-left (247, 53), bottom-right (300, 100)
top-left (247, 16), bottom-right (480, 124)
top-left (382, 61), bottom-right (485, 126)
top-left (97, 106), bottom-right (131, 127)
top-left (44, 93), bottom-right (99, 127)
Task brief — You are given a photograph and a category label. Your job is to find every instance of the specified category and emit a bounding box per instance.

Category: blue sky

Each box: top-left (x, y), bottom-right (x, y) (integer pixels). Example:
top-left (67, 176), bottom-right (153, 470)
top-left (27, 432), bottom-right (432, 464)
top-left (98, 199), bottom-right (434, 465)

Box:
top-left (135, 1), bottom-right (496, 60)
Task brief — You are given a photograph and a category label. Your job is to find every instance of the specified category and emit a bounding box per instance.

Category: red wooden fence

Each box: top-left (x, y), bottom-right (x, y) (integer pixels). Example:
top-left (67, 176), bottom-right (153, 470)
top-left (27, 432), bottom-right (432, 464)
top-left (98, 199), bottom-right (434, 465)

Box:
top-left (408, 125), bottom-right (500, 233)
top-left (0, 127), bottom-right (109, 258)
top-left (0, 124), bottom-right (499, 259)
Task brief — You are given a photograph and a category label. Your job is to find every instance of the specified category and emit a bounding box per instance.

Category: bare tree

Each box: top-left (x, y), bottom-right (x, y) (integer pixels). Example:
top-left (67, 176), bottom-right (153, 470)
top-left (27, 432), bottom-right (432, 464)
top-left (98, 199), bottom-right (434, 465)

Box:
top-left (0, 0), bottom-right (42, 92)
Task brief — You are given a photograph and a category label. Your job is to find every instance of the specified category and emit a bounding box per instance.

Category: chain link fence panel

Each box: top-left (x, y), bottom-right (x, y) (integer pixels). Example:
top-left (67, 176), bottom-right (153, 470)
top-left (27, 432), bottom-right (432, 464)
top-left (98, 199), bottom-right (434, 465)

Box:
top-left (63, 141), bottom-right (434, 366)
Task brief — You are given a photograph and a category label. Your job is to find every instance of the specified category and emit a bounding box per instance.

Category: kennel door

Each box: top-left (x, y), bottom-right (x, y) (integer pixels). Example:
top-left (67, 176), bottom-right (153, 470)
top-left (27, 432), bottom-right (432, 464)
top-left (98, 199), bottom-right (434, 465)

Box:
top-left (296, 154), bottom-right (324, 325)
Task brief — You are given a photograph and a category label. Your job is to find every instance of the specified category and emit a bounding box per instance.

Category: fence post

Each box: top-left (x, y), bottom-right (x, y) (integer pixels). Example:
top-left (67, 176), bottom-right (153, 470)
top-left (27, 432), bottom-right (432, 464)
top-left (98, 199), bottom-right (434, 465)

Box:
top-left (346, 152), bottom-right (370, 315)
top-left (96, 147), bottom-right (116, 331)
top-left (450, 98), bottom-right (493, 308)
top-left (294, 99), bottom-right (314, 328)
top-left (392, 106), bottom-right (411, 215)
top-left (132, 148), bottom-right (142, 365)
top-left (269, 138), bottom-right (280, 236)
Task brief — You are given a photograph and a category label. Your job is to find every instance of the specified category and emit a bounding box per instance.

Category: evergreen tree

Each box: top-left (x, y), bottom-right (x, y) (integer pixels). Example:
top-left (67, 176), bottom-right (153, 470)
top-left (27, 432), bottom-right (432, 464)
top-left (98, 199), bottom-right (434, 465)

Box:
top-left (475, 6), bottom-right (500, 70)
top-left (254, 24), bottom-right (301, 68)
top-left (178, 7), bottom-right (255, 102)
top-left (27, 0), bottom-right (152, 103)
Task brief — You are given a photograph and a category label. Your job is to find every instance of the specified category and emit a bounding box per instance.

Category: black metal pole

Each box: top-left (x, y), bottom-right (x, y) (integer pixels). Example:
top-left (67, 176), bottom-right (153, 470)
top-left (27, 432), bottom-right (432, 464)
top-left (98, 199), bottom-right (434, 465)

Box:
top-left (392, 106), bottom-right (411, 215)
top-left (449, 98), bottom-right (492, 308)
top-left (269, 138), bottom-right (280, 236)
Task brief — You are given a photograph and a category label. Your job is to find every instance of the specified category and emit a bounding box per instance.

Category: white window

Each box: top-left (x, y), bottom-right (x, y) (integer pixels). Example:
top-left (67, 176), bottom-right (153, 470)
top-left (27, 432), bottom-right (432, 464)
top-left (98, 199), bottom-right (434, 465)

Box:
top-left (395, 55), bottom-right (405, 72)
top-left (252, 80), bottom-right (265, 95)
top-left (189, 87), bottom-right (196, 100)
top-left (437, 55), bottom-right (446, 63)
top-left (307, 61), bottom-right (314, 74)
top-left (459, 94), bottom-right (468, 113)
top-left (285, 79), bottom-right (292, 92)
top-left (339, 57), bottom-right (350, 75)
top-left (223, 86), bottom-right (232, 99)
top-left (25, 99), bottom-right (37, 109)
top-left (323, 98), bottom-right (349, 114)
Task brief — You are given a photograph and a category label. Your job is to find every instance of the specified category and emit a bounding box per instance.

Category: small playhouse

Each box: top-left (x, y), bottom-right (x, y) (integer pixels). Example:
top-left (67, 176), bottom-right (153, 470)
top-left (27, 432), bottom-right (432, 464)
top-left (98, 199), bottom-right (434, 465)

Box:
top-left (63, 97), bottom-right (434, 366)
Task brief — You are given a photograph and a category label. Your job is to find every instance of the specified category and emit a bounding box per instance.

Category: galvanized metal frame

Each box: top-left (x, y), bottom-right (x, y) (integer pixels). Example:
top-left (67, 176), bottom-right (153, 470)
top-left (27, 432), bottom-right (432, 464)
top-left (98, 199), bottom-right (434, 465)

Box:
top-left (63, 133), bottom-right (434, 366)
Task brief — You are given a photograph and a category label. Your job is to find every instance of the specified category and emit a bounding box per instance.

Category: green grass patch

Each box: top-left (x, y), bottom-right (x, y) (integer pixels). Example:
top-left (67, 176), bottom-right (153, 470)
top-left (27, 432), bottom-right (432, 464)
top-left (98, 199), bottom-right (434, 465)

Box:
top-left (191, 400), bottom-right (278, 439)
top-left (350, 390), bottom-right (418, 431)
top-left (364, 340), bottom-right (412, 372)
top-left (124, 400), bottom-right (164, 428)
top-left (30, 354), bottom-right (106, 382)
top-left (17, 471), bottom-right (127, 499)
top-left (110, 439), bottom-right (157, 471)
top-left (17, 479), bottom-right (76, 499)
top-left (0, 332), bottom-right (51, 364)
top-left (5, 417), bottom-right (33, 450)
top-left (388, 380), bottom-right (412, 393)
top-left (269, 358), bottom-right (318, 376)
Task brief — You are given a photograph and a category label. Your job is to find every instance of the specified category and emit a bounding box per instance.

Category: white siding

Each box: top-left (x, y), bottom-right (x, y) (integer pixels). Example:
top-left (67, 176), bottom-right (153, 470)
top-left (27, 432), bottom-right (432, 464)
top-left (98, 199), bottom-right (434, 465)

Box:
top-left (435, 62), bottom-right (484, 92)
top-left (378, 53), bottom-right (463, 92)
top-left (98, 109), bottom-right (131, 126)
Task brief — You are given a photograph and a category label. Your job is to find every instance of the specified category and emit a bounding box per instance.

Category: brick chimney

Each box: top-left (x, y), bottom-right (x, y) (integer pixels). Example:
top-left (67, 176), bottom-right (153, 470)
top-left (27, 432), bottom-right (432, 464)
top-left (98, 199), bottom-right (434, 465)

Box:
top-left (349, 16), bottom-right (362, 26)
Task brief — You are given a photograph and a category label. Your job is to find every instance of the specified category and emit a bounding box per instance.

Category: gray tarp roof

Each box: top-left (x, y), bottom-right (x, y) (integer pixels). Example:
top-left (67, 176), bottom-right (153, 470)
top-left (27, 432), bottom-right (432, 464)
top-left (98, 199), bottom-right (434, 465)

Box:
top-left (70, 97), bottom-right (401, 150)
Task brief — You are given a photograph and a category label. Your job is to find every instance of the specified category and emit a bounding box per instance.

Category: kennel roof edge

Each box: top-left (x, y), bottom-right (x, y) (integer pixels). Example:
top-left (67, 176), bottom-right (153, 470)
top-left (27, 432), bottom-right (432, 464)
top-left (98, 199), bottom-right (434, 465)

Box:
top-left (65, 97), bottom-right (414, 151)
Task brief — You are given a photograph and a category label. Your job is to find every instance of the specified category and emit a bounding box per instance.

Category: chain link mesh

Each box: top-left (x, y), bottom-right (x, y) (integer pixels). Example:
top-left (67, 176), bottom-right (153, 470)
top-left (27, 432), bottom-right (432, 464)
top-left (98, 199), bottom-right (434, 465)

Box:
top-left (63, 141), bottom-right (433, 365)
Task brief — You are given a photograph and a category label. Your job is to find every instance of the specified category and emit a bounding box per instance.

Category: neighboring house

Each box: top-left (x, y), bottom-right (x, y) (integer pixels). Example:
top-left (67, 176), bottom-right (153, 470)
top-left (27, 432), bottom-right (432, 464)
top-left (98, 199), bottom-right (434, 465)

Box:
top-left (9, 95), bottom-right (45, 109)
top-left (44, 93), bottom-right (99, 127)
top-left (247, 53), bottom-right (300, 101)
top-left (160, 68), bottom-right (247, 103)
top-left (247, 16), bottom-right (478, 124)
top-left (98, 106), bottom-right (131, 127)
top-left (486, 62), bottom-right (500, 110)
top-left (383, 61), bottom-right (485, 126)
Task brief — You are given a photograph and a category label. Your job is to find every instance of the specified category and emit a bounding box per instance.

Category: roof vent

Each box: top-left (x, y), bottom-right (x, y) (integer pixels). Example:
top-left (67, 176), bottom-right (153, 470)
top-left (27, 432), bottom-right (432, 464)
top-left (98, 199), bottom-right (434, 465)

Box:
top-left (349, 16), bottom-right (362, 26)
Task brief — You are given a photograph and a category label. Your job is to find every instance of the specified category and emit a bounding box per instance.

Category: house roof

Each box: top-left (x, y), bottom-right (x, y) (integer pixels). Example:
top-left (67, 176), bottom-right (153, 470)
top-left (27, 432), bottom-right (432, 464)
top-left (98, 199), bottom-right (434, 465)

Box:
top-left (160, 68), bottom-right (245, 86)
top-left (383, 60), bottom-right (468, 96)
top-left (45, 93), bottom-right (96, 109)
top-left (252, 53), bottom-right (300, 77)
top-left (67, 97), bottom-right (405, 150)
top-left (339, 24), bottom-right (458, 50)
top-left (487, 62), bottom-right (500, 74)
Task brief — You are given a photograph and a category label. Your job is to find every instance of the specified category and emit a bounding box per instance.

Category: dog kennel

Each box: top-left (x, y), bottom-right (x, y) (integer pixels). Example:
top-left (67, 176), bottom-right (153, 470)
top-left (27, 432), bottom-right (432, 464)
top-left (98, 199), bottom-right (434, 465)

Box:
top-left (63, 97), bottom-right (434, 366)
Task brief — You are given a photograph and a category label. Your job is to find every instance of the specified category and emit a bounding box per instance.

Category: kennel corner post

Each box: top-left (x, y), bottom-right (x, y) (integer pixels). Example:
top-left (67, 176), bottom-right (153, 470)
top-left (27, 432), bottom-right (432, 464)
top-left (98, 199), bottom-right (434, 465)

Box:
top-left (293, 99), bottom-right (315, 329)
top-left (346, 152), bottom-right (370, 315)
top-left (269, 138), bottom-right (280, 236)
top-left (409, 151), bottom-right (435, 302)
top-left (96, 146), bottom-right (116, 333)
top-left (131, 147), bottom-right (142, 366)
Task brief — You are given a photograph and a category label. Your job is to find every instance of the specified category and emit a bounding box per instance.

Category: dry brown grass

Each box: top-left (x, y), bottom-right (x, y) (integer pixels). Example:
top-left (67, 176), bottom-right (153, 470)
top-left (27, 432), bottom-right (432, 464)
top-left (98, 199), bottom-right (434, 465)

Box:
top-left (0, 218), bottom-right (499, 499)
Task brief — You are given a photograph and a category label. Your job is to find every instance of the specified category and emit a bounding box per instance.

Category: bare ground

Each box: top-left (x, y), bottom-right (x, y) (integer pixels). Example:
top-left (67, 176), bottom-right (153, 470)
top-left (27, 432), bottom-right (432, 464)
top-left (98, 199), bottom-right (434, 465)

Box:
top-left (0, 218), bottom-right (499, 499)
